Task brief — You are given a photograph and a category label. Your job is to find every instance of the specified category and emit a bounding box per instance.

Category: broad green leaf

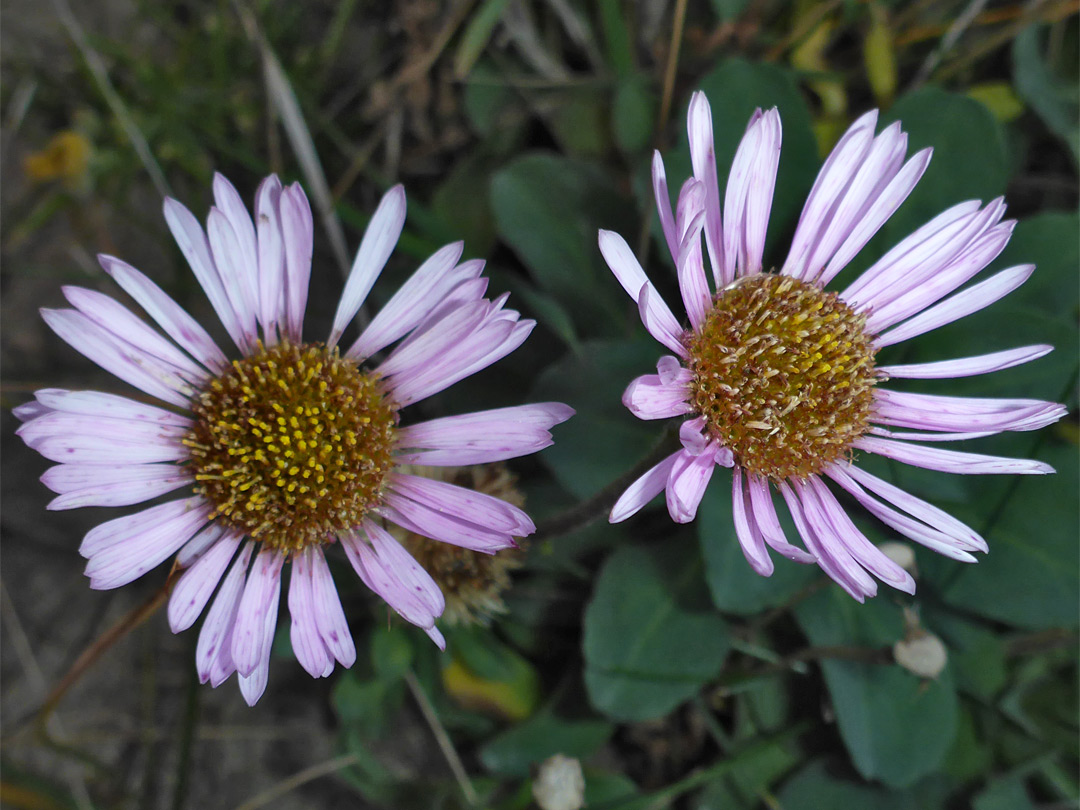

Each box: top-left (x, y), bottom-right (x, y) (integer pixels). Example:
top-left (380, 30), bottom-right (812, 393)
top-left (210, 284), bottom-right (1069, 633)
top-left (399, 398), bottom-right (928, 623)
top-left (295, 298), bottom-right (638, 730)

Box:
top-left (547, 88), bottom-right (612, 158)
top-left (431, 152), bottom-right (498, 255)
top-left (479, 713), bottom-right (612, 777)
top-left (776, 760), bottom-right (952, 809)
top-left (693, 736), bottom-right (800, 809)
top-left (973, 775), bottom-right (1039, 810)
top-left (491, 153), bottom-right (634, 332)
top-left (530, 338), bottom-right (662, 499)
top-left (583, 540), bottom-right (731, 721)
top-left (1013, 24), bottom-right (1080, 164)
top-left (698, 477), bottom-right (819, 614)
top-left (795, 591), bottom-right (959, 787)
top-left (613, 73), bottom-right (655, 154)
top-left (370, 625), bottom-right (414, 681)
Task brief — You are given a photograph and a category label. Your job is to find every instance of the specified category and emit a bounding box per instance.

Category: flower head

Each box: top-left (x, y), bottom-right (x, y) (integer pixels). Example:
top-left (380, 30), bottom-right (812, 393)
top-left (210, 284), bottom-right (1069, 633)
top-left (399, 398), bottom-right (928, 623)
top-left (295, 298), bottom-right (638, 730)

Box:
top-left (15, 174), bottom-right (573, 704)
top-left (601, 94), bottom-right (1065, 601)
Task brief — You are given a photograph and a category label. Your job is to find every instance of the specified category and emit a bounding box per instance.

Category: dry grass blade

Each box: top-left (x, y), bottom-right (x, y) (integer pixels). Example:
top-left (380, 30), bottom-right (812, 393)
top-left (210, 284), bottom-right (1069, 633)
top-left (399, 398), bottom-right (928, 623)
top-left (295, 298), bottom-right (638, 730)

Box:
top-left (50, 0), bottom-right (172, 199)
top-left (232, 0), bottom-right (352, 278)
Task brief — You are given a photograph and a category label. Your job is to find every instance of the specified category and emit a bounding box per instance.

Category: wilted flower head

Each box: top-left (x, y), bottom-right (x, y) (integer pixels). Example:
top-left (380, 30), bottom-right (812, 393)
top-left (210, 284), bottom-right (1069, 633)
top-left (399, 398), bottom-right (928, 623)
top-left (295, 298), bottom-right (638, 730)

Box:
top-left (601, 93), bottom-right (1065, 601)
top-left (15, 173), bottom-right (572, 704)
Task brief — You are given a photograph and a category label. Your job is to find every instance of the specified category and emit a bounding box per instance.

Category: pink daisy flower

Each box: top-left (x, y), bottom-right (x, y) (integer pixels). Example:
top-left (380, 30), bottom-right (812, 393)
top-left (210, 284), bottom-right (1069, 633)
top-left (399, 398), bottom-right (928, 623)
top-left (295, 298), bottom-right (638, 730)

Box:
top-left (601, 93), bottom-right (1065, 601)
top-left (15, 174), bottom-right (572, 704)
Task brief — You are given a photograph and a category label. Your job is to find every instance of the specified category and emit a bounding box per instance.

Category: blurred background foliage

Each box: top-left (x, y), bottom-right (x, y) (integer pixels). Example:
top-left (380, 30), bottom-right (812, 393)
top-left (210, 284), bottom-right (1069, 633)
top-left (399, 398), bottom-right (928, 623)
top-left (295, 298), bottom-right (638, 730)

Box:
top-left (1, 0), bottom-right (1077, 808)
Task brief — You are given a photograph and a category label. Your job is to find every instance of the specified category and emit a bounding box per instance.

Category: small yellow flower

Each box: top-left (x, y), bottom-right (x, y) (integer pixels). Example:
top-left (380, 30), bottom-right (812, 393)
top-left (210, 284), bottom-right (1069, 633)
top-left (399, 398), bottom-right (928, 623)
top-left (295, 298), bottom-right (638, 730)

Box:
top-left (23, 131), bottom-right (91, 186)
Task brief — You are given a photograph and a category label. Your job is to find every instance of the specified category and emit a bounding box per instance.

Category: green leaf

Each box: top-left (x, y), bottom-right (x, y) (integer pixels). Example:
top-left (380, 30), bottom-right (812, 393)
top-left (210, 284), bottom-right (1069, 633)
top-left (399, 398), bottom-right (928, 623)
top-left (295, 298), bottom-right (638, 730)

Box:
top-left (547, 88), bottom-right (612, 158)
top-left (698, 477), bottom-right (819, 614)
top-left (370, 625), bottom-right (414, 682)
top-left (479, 713), bottom-right (613, 777)
top-left (693, 736), bottom-right (800, 809)
top-left (877, 88), bottom-right (1009, 254)
top-left (431, 153), bottom-right (498, 256)
top-left (973, 775), bottom-right (1039, 810)
top-left (795, 591), bottom-right (959, 787)
top-left (530, 338), bottom-right (661, 499)
top-left (491, 153), bottom-right (634, 332)
top-left (710, 0), bottom-right (751, 23)
top-left (333, 670), bottom-right (405, 740)
top-left (583, 539), bottom-right (731, 721)
top-left (613, 74), bottom-right (655, 154)
top-left (1013, 24), bottom-right (1080, 164)
top-left (776, 760), bottom-right (952, 810)
top-left (454, 0), bottom-right (511, 78)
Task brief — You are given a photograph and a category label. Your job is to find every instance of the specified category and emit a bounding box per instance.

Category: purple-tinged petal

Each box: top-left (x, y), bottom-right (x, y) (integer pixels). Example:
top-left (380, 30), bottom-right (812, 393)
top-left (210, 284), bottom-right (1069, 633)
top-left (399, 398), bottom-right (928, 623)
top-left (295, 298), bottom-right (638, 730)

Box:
top-left (79, 496), bottom-right (208, 557)
top-left (41, 309), bottom-right (193, 407)
top-left (45, 464), bottom-right (191, 510)
top-left (211, 173), bottom-right (261, 340)
top-left (598, 230), bottom-right (684, 354)
top-left (32, 389), bottom-right (190, 425)
top-left (196, 541), bottom-right (254, 683)
top-left (279, 183), bottom-right (314, 342)
top-left (880, 345), bottom-right (1054, 379)
top-left (207, 207), bottom-right (259, 352)
top-left (872, 389), bottom-right (1066, 433)
top-left (679, 416), bottom-right (709, 455)
top-left (687, 92), bottom-right (727, 285)
top-left (238, 580), bottom-right (280, 706)
top-left (176, 523), bottom-right (230, 568)
top-left (855, 435), bottom-right (1054, 475)
top-left (98, 254), bottom-right (228, 372)
top-left (169, 531), bottom-right (242, 633)
top-left (63, 286), bottom-right (208, 383)
top-left (379, 496), bottom-right (516, 554)
top-left (723, 108), bottom-right (781, 277)
top-left (677, 209), bottom-right (711, 329)
top-left (388, 472), bottom-right (534, 536)
top-left (746, 473), bottom-right (816, 563)
top-left (231, 548), bottom-right (285, 678)
top-left (868, 427), bottom-right (998, 442)
top-left (652, 151), bottom-right (679, 260)
top-left (657, 355), bottom-right (690, 386)
top-left (348, 241), bottom-right (465, 360)
top-left (288, 546), bottom-right (333, 678)
top-left (637, 284), bottom-right (688, 358)
top-left (875, 264), bottom-right (1034, 347)
top-left (13, 401), bottom-right (50, 422)
top-left (610, 451), bottom-right (681, 523)
top-left (378, 299), bottom-right (488, 380)
top-left (163, 197), bottom-right (246, 352)
top-left (665, 443), bottom-right (717, 523)
top-left (330, 185), bottom-right (407, 347)
top-left (622, 373), bottom-right (692, 420)
top-left (732, 466), bottom-right (774, 575)
top-left (309, 545), bottom-right (356, 668)
top-left (18, 412), bottom-right (188, 464)
top-left (254, 174), bottom-right (286, 342)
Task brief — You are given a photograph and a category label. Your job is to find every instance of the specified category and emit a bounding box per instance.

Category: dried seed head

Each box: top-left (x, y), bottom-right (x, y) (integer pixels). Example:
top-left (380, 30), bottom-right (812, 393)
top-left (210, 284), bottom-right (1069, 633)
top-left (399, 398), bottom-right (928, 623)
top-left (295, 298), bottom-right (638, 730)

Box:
top-left (185, 341), bottom-right (397, 552)
top-left (686, 274), bottom-right (877, 481)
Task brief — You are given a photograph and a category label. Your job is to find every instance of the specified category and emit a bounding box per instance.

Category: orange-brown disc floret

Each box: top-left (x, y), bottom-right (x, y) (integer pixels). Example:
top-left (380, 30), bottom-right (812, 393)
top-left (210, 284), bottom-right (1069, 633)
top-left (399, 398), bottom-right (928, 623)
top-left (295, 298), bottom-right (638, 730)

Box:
top-left (686, 274), bottom-right (877, 481)
top-left (185, 341), bottom-right (397, 552)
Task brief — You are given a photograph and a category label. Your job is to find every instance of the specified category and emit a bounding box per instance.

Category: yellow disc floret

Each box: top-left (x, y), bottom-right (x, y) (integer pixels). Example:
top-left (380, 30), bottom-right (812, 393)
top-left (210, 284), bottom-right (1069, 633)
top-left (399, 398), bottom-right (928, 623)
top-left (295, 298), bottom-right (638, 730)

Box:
top-left (185, 341), bottom-right (397, 552)
top-left (686, 274), bottom-right (877, 481)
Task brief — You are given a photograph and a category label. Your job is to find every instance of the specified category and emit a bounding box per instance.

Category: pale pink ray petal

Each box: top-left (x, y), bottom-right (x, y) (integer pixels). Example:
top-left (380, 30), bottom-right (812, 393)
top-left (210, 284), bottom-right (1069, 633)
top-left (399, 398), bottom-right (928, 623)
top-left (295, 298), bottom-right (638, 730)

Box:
top-left (211, 173), bottom-right (261, 338)
top-left (207, 208), bottom-right (259, 352)
top-left (868, 427), bottom-right (998, 442)
top-left (41, 309), bottom-right (193, 407)
top-left (840, 463), bottom-right (987, 551)
top-left (231, 548), bottom-right (286, 678)
top-left (163, 197), bottom-right (246, 351)
top-left (238, 579), bottom-right (280, 706)
top-left (378, 496), bottom-right (516, 554)
top-left (63, 285), bottom-right (209, 383)
top-left (12, 401), bottom-right (50, 422)
top-left (254, 174), bottom-right (286, 342)
top-left (679, 416), bottom-right (709, 455)
top-left (807, 477), bottom-right (915, 594)
top-left (392, 267), bottom-right (488, 349)
top-left (781, 480), bottom-right (876, 601)
top-left (880, 345), bottom-right (1054, 379)
top-left (377, 299), bottom-right (488, 380)
top-left (309, 545), bottom-right (357, 668)
top-left (622, 374), bottom-right (692, 420)
top-left (657, 355), bottom-right (691, 386)
top-left (32, 389), bottom-right (190, 426)
top-left (597, 230), bottom-right (684, 352)
top-left (732, 466), bottom-right (774, 575)
top-left (287, 546), bottom-right (333, 679)
top-left (279, 182), bottom-right (314, 342)
top-left (740, 107), bottom-right (781, 276)
top-left (347, 241), bottom-right (465, 360)
top-left (169, 531), bottom-right (243, 632)
top-left (651, 151), bottom-right (679, 260)
top-left (610, 450), bottom-right (682, 522)
top-left (874, 264), bottom-right (1035, 347)
top-left (637, 284), bottom-right (688, 358)
top-left (782, 110), bottom-right (878, 280)
top-left (675, 177), bottom-right (705, 243)
top-left (844, 199), bottom-right (1002, 309)
top-left (18, 414), bottom-right (188, 465)
top-left (45, 464), bottom-right (191, 510)
top-left (388, 472), bottom-right (534, 536)
top-left (330, 185), bottom-right (407, 347)
top-left (866, 221), bottom-right (1014, 331)
top-left (817, 147), bottom-right (932, 286)
top-left (855, 435), bottom-right (1054, 475)
top-left (801, 121), bottom-right (907, 283)
top-left (175, 522), bottom-right (230, 568)
top-left (872, 389), bottom-right (1067, 433)
top-left (84, 499), bottom-right (211, 589)
top-left (196, 541), bottom-right (254, 683)
top-left (665, 443), bottom-right (718, 523)
top-left (827, 466), bottom-right (981, 561)
top-left (98, 254), bottom-right (228, 372)
top-left (746, 473), bottom-right (816, 563)
top-left (687, 92), bottom-right (727, 285)
top-left (677, 209), bottom-right (711, 329)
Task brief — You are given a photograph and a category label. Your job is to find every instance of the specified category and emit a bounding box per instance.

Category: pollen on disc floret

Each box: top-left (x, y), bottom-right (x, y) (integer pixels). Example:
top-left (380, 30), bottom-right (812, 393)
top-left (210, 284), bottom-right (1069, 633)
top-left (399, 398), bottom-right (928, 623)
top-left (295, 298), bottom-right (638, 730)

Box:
top-left (184, 341), bottom-right (397, 552)
top-left (686, 273), bottom-right (878, 481)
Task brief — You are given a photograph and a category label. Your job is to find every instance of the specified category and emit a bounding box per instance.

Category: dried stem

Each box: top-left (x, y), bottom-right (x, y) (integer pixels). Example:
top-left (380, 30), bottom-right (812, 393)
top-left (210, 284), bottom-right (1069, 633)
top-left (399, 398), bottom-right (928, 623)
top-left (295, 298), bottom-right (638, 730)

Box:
top-left (404, 669), bottom-right (479, 807)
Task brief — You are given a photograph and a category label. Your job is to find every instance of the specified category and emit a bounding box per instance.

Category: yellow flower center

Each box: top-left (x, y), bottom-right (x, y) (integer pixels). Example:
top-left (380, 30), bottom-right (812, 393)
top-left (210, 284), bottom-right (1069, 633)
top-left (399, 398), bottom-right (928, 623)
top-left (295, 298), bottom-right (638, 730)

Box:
top-left (185, 341), bottom-right (397, 552)
top-left (686, 274), bottom-right (877, 481)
